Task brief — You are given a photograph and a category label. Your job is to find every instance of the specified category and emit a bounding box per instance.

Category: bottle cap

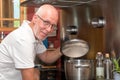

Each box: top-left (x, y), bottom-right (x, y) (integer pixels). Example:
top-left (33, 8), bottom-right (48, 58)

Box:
top-left (105, 53), bottom-right (110, 58)
top-left (96, 52), bottom-right (103, 60)
top-left (97, 52), bottom-right (102, 54)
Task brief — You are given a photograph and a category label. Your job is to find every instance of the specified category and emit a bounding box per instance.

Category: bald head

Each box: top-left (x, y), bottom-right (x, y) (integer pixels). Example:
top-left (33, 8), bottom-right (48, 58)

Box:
top-left (35, 4), bottom-right (58, 24)
top-left (35, 4), bottom-right (58, 15)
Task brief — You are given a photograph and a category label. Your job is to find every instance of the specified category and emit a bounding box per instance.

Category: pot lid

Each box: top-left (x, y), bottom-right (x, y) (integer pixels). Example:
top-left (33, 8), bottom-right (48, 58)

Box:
top-left (61, 39), bottom-right (89, 58)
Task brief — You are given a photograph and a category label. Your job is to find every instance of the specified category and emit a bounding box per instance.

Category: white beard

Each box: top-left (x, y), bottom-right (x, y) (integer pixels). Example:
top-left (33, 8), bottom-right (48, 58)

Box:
top-left (33, 22), bottom-right (41, 40)
top-left (33, 22), bottom-right (47, 41)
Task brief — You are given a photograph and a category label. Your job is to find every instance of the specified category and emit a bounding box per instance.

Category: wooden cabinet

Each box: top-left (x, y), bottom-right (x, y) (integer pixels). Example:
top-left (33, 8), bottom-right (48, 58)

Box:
top-left (0, 0), bottom-right (26, 31)
top-left (0, 0), bottom-right (26, 42)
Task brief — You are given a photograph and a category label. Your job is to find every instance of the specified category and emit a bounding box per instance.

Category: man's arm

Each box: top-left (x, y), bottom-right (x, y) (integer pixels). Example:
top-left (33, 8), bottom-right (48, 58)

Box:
top-left (21, 68), bottom-right (39, 80)
top-left (37, 48), bottom-right (62, 64)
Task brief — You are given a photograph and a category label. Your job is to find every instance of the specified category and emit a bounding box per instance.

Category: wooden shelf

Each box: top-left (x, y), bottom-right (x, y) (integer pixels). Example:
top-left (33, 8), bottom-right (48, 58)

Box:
top-left (47, 48), bottom-right (56, 51)
top-left (0, 27), bottom-right (17, 32)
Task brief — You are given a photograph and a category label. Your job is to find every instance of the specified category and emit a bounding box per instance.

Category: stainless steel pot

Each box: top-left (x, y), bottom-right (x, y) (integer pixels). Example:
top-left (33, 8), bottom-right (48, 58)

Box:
top-left (64, 59), bottom-right (95, 80)
top-left (61, 39), bottom-right (89, 58)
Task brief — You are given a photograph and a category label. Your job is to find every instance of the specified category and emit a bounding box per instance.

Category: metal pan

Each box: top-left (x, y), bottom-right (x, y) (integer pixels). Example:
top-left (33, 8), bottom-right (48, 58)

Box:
top-left (61, 39), bottom-right (89, 58)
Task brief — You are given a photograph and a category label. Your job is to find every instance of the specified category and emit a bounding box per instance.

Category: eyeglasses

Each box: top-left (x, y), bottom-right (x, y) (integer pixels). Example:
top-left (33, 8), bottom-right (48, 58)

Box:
top-left (37, 15), bottom-right (57, 30)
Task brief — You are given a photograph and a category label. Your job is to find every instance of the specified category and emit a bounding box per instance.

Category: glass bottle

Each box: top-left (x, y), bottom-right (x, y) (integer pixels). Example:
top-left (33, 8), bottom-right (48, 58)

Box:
top-left (0, 31), bottom-right (5, 40)
top-left (103, 53), bottom-right (113, 79)
top-left (96, 52), bottom-right (104, 80)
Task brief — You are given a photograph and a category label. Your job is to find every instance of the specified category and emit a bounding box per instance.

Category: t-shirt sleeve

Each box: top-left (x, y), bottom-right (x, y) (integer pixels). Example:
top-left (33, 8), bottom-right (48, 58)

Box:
top-left (35, 41), bottom-right (47, 54)
top-left (11, 38), bottom-right (35, 69)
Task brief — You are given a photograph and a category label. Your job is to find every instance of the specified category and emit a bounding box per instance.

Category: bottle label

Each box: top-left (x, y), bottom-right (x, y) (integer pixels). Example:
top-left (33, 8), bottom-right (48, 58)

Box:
top-left (96, 67), bottom-right (104, 78)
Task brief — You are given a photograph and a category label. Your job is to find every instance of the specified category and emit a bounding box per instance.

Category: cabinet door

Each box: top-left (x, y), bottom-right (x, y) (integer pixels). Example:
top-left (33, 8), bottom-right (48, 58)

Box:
top-left (0, 0), bottom-right (26, 31)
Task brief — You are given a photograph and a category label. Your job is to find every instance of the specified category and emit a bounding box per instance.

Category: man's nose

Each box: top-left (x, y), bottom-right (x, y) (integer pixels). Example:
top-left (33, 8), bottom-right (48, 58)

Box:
top-left (46, 26), bottom-right (53, 32)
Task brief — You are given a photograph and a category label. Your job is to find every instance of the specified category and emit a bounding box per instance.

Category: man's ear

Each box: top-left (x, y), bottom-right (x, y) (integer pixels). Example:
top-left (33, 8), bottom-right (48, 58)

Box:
top-left (32, 15), bottom-right (38, 23)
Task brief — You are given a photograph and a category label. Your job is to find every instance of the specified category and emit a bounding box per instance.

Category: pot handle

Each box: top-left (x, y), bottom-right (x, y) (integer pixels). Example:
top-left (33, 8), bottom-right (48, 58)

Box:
top-left (75, 65), bottom-right (90, 68)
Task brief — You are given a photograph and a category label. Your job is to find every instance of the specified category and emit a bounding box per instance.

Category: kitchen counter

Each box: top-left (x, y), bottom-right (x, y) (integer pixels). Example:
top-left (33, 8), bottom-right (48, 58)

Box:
top-left (34, 64), bottom-right (115, 80)
top-left (34, 64), bottom-right (62, 80)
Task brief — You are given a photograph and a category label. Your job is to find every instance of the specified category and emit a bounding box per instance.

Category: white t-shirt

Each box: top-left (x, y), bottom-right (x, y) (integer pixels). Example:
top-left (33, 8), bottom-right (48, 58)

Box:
top-left (0, 20), bottom-right (46, 80)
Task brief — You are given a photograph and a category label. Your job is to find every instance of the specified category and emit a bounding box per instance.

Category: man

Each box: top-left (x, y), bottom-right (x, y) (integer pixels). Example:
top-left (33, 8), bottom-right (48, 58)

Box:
top-left (0, 4), bottom-right (62, 80)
